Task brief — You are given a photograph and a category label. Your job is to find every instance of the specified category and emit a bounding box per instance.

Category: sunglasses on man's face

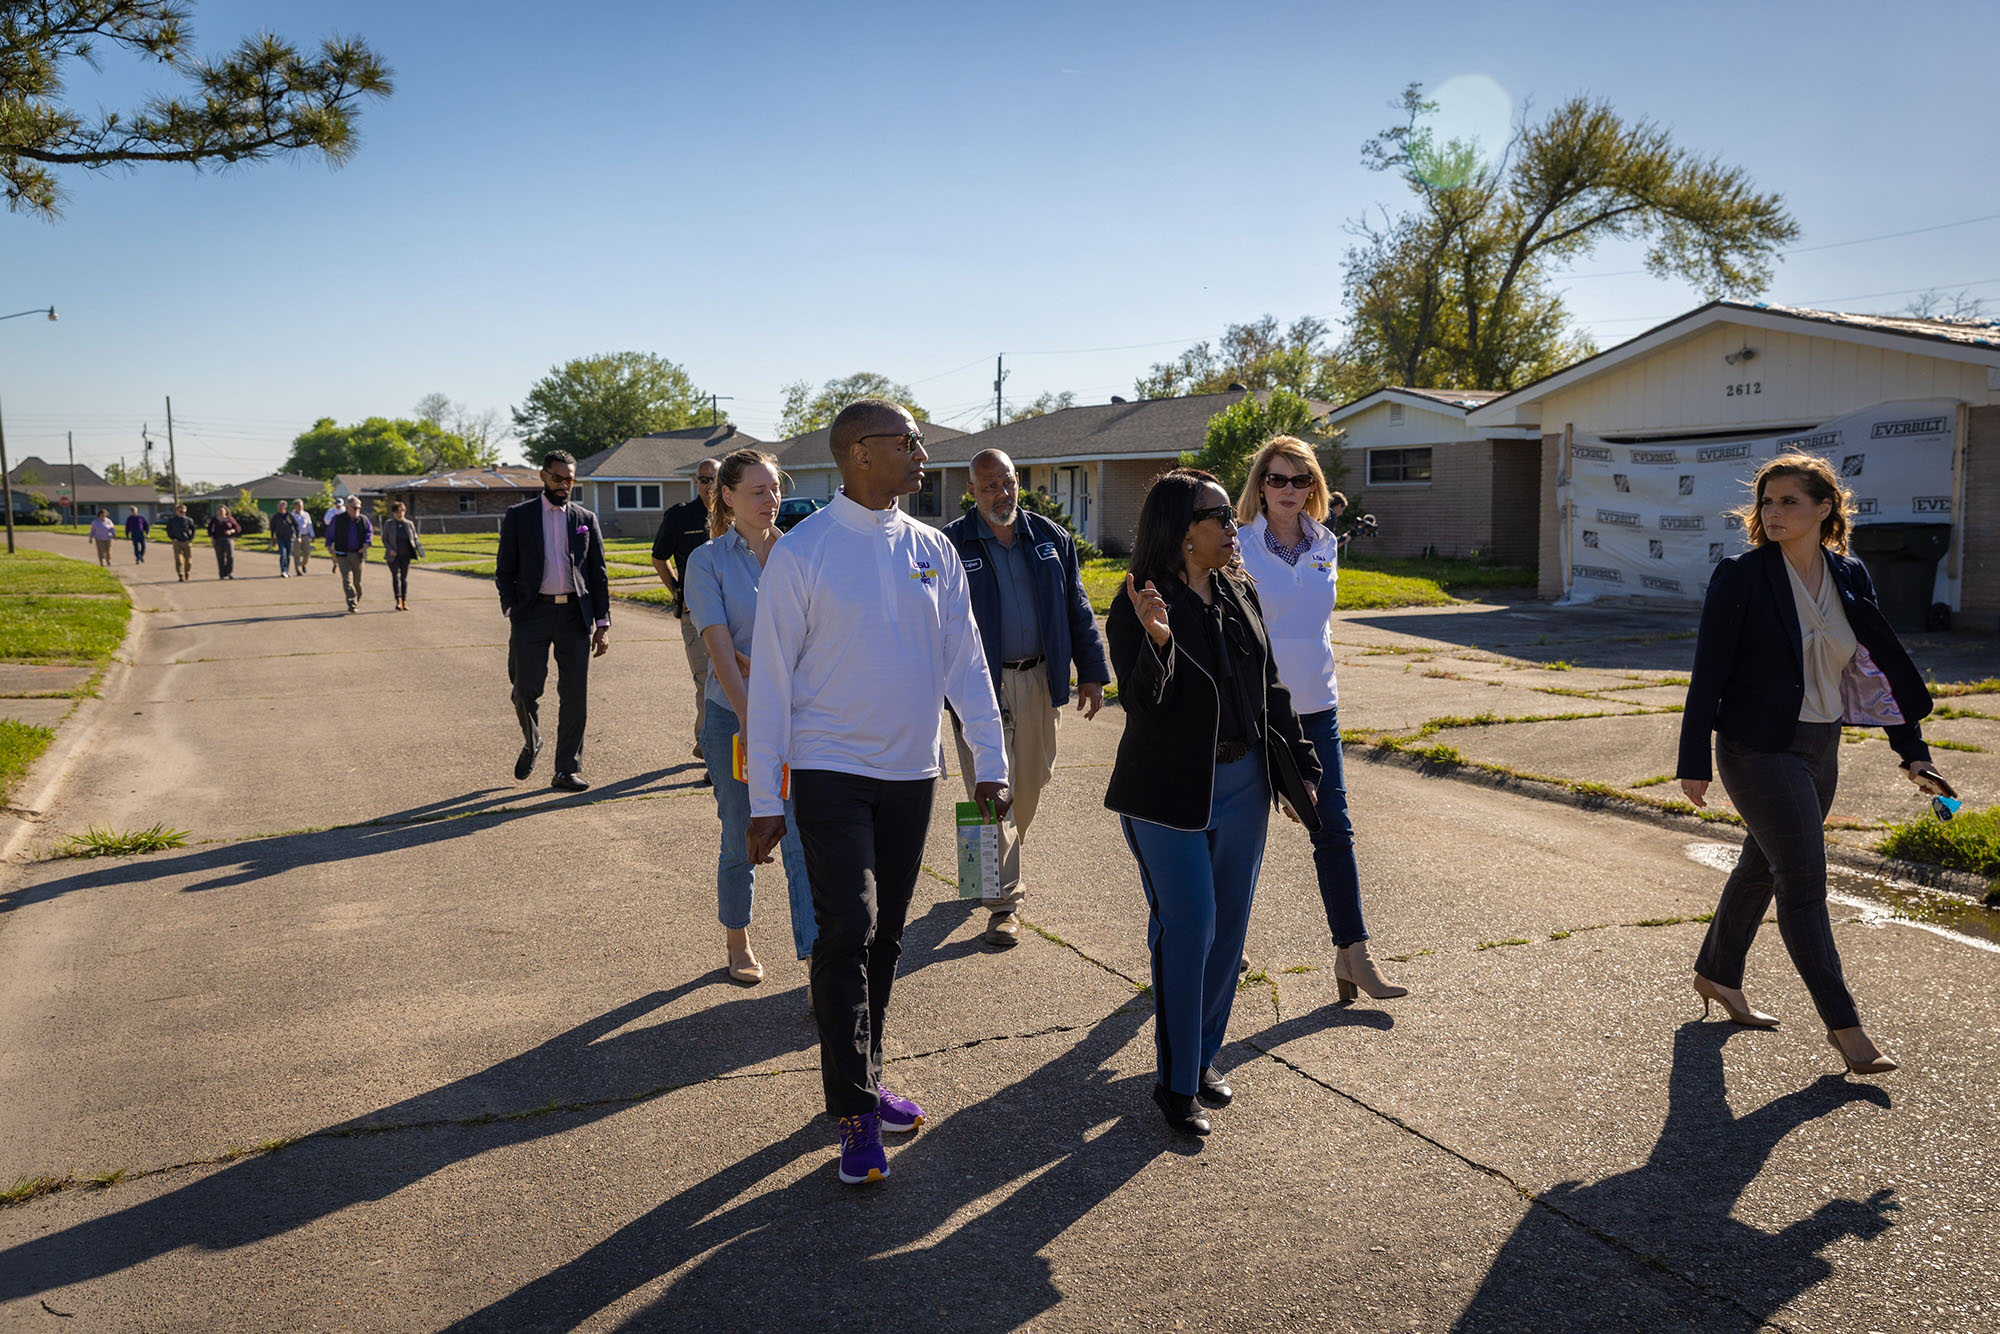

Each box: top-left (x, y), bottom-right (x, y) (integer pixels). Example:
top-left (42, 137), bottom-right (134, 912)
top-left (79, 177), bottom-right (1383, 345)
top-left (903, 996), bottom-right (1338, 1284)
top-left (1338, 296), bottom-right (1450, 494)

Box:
top-left (857, 430), bottom-right (925, 455)
top-left (1192, 505), bottom-right (1238, 528)
top-left (1263, 472), bottom-right (1313, 490)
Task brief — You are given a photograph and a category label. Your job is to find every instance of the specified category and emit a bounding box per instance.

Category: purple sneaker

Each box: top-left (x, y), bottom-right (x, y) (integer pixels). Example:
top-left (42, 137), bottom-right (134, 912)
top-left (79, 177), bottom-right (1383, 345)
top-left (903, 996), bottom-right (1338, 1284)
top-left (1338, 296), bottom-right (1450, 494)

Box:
top-left (837, 1112), bottom-right (888, 1185)
top-left (877, 1088), bottom-right (926, 1134)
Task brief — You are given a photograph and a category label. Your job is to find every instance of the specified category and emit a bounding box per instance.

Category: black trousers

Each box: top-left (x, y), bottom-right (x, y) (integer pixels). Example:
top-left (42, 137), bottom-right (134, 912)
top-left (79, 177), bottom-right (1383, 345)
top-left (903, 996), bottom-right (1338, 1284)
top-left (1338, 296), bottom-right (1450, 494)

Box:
top-left (1695, 721), bottom-right (1860, 1031)
top-left (508, 599), bottom-right (591, 774)
top-left (213, 537), bottom-right (234, 578)
top-left (388, 559), bottom-right (411, 602)
top-left (791, 769), bottom-right (936, 1119)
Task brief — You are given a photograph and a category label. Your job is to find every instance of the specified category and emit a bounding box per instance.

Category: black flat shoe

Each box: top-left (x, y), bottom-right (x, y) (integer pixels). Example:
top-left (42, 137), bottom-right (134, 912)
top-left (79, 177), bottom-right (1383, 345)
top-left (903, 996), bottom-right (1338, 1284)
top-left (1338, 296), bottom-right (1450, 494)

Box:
top-left (1152, 1084), bottom-right (1211, 1137)
top-left (514, 740), bottom-right (542, 780)
top-left (1197, 1066), bottom-right (1233, 1108)
top-left (551, 772), bottom-right (590, 792)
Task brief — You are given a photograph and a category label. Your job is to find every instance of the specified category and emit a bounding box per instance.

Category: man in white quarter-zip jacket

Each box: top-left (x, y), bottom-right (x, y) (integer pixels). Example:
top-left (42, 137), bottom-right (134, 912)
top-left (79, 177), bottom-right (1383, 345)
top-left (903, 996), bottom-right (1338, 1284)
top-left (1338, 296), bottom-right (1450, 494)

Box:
top-left (746, 398), bottom-right (1011, 1186)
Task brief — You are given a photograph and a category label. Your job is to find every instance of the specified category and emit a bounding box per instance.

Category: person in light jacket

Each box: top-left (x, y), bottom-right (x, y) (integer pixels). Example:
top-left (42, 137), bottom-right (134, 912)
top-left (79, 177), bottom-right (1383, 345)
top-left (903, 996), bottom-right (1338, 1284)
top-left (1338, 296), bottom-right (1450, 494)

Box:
top-left (1105, 467), bottom-right (1321, 1138)
top-left (1677, 452), bottom-right (1951, 1078)
top-left (1235, 436), bottom-right (1406, 1003)
top-left (88, 509), bottom-right (116, 565)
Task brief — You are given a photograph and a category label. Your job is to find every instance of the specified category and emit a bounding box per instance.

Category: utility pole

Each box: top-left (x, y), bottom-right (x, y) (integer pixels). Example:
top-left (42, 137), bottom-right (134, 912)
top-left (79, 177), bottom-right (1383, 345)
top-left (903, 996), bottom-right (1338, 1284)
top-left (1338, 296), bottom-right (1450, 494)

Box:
top-left (68, 431), bottom-right (77, 528)
top-left (993, 355), bottom-right (1008, 428)
top-left (165, 397), bottom-right (180, 504)
top-left (0, 396), bottom-right (14, 554)
top-left (707, 393), bottom-right (734, 427)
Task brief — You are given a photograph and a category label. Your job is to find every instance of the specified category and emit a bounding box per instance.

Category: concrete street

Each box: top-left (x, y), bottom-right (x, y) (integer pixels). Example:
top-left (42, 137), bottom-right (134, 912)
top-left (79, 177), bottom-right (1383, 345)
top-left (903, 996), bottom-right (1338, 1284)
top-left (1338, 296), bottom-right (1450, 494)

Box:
top-left (1, 537), bottom-right (1996, 1332)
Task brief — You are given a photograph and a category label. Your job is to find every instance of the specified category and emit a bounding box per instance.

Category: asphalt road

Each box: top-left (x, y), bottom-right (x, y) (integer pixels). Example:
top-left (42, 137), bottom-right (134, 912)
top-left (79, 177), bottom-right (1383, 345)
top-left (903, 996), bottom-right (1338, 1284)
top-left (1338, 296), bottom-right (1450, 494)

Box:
top-left (1, 540), bottom-right (1996, 1332)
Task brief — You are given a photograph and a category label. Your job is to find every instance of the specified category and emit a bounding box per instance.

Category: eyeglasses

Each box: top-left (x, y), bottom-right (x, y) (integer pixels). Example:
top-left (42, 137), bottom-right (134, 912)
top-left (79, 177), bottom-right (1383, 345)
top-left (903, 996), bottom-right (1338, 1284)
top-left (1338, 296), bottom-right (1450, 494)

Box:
top-left (696, 474), bottom-right (717, 485)
top-left (1263, 472), bottom-right (1314, 490)
top-left (1192, 505), bottom-right (1238, 528)
top-left (857, 430), bottom-right (925, 455)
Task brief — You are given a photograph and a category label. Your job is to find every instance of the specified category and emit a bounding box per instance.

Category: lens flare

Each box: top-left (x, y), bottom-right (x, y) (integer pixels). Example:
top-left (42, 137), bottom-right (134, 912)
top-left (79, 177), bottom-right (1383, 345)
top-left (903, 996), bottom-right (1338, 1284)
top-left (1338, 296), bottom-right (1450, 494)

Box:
top-left (1407, 73), bottom-right (1514, 189)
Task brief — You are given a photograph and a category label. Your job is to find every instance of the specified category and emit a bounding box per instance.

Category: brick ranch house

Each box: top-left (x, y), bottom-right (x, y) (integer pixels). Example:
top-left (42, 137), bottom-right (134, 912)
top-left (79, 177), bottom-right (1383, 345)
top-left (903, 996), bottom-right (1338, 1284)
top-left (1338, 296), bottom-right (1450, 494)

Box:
top-left (384, 466), bottom-right (542, 531)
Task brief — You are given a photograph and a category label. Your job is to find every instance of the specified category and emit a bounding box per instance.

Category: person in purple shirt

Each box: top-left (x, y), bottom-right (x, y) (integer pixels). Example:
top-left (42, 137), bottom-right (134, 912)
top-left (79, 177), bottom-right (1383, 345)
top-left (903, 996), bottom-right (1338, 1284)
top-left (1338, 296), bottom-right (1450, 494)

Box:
top-left (123, 507), bottom-right (150, 563)
top-left (326, 495), bottom-right (375, 612)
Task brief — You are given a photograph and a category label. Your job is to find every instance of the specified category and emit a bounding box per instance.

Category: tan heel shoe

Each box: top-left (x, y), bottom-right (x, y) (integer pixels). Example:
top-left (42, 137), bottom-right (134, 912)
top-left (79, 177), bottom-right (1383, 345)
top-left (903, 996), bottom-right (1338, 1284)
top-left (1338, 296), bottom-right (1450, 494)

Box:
top-left (1828, 1027), bottom-right (1898, 1076)
top-left (1692, 974), bottom-right (1778, 1028)
top-left (1335, 942), bottom-right (1408, 1001)
top-left (726, 928), bottom-right (763, 985)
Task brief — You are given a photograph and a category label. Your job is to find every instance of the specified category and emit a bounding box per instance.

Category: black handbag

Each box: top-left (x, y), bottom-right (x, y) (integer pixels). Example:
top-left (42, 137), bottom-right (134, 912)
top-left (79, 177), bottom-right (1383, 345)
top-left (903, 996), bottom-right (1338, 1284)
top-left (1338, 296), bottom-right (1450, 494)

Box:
top-left (1267, 735), bottom-right (1323, 833)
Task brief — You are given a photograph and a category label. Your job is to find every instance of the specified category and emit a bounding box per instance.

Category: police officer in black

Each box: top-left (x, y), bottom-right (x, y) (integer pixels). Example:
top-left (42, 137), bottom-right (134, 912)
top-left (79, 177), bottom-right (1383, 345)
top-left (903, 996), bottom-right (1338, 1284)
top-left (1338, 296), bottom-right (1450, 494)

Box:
top-left (652, 458), bottom-right (720, 768)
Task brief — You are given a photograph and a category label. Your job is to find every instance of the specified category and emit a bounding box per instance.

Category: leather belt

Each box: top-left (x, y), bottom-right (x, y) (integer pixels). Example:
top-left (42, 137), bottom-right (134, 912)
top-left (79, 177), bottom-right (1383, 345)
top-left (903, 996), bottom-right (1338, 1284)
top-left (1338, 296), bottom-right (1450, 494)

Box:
top-left (538, 593), bottom-right (572, 603)
top-left (1002, 655), bottom-right (1044, 671)
top-left (1215, 739), bottom-right (1255, 765)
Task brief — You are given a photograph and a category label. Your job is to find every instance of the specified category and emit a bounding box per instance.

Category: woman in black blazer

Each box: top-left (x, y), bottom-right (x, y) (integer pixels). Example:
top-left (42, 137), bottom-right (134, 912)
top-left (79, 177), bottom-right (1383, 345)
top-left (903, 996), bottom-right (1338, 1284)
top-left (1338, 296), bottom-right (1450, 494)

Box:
top-left (1677, 453), bottom-right (1951, 1076)
top-left (1106, 468), bottom-right (1322, 1135)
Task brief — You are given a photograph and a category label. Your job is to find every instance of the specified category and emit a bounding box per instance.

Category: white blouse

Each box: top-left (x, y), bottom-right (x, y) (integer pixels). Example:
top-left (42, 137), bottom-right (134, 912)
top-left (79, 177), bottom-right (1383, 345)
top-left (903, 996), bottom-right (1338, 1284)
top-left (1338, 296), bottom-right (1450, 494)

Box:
top-left (1786, 554), bottom-right (1857, 725)
top-left (1235, 513), bottom-right (1340, 715)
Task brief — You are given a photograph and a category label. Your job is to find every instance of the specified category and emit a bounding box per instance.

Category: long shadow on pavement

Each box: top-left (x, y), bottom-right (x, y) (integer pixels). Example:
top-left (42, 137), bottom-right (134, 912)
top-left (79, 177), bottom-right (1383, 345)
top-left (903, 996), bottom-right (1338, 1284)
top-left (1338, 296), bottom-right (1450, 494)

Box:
top-left (0, 981), bottom-right (822, 1305)
top-left (0, 770), bottom-right (698, 916)
top-left (1453, 1021), bottom-right (1895, 1331)
top-left (442, 998), bottom-right (1163, 1332)
top-left (1344, 604), bottom-right (1702, 672)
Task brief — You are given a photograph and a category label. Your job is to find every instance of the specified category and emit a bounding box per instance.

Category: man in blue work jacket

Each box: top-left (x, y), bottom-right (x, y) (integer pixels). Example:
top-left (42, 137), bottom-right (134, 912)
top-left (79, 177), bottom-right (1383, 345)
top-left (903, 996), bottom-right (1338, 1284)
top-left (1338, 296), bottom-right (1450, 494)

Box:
top-left (943, 448), bottom-right (1110, 947)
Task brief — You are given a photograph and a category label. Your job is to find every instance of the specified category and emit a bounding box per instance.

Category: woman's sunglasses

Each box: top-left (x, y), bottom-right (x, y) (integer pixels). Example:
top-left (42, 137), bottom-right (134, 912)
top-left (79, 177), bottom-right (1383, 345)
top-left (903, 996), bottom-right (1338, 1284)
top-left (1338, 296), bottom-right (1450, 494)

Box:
top-left (1192, 505), bottom-right (1238, 528)
top-left (1263, 472), bottom-right (1313, 490)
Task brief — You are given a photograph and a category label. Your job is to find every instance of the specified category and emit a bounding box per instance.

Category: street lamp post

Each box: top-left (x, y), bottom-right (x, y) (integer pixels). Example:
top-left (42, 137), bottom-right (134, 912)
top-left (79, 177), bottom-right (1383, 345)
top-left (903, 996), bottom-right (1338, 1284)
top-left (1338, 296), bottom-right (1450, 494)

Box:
top-left (0, 306), bottom-right (59, 555)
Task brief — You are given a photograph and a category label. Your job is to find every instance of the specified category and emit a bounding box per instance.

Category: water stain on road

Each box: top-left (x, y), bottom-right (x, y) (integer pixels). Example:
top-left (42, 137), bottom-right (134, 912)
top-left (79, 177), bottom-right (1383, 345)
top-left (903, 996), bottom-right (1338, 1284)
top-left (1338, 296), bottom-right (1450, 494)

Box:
top-left (1682, 841), bottom-right (2000, 952)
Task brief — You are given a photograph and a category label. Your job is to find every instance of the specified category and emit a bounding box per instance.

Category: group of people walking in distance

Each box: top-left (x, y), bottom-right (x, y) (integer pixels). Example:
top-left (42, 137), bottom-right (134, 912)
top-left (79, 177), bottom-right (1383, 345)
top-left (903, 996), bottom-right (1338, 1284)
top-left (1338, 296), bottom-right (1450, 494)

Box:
top-left (85, 494), bottom-right (426, 612)
top-left (491, 399), bottom-right (1951, 1184)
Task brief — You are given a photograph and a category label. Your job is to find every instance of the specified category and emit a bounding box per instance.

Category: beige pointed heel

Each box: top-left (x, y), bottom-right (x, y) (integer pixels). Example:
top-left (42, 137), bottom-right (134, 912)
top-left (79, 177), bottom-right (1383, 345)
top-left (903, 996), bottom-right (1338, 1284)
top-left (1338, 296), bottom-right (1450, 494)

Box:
top-left (1692, 974), bottom-right (1778, 1028)
top-left (1828, 1027), bottom-right (1898, 1076)
top-left (1335, 942), bottom-right (1408, 1001)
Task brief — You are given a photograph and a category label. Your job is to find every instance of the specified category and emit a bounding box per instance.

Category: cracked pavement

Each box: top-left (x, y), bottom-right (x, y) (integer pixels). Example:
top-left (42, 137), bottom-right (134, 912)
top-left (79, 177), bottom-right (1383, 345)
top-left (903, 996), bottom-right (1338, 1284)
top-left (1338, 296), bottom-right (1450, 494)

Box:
top-left (1, 542), bottom-right (1997, 1331)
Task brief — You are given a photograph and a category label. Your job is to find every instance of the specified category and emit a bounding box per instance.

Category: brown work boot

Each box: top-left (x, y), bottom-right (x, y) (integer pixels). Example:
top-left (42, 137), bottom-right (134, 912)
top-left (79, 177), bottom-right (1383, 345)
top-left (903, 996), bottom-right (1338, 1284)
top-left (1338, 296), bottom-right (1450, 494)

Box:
top-left (983, 910), bottom-right (1020, 948)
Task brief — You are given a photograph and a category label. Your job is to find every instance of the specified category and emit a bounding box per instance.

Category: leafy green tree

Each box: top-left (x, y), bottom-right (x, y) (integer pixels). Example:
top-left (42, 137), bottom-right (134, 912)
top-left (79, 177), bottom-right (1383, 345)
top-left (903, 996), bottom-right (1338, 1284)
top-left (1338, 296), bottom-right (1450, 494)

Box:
top-left (775, 372), bottom-right (929, 439)
top-left (283, 417), bottom-right (423, 479)
top-left (512, 352), bottom-right (711, 462)
top-left (1179, 390), bottom-right (1342, 498)
top-left (230, 488), bottom-right (264, 534)
top-left (1, 1), bottom-right (392, 219)
top-left (1339, 84), bottom-right (1797, 391)
top-left (1135, 316), bottom-right (1351, 401)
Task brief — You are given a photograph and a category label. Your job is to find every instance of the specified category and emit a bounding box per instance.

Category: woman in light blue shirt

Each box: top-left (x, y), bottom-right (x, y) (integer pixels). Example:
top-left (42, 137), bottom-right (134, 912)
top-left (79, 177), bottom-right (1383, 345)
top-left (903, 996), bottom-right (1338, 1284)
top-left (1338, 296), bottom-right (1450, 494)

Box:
top-left (683, 448), bottom-right (817, 987)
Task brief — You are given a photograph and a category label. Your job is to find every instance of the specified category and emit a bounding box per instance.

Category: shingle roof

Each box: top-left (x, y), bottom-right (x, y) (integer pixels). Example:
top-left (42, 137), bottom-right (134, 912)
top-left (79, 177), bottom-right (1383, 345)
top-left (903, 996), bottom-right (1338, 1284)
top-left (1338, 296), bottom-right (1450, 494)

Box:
top-left (8, 456), bottom-right (105, 487)
top-left (887, 391), bottom-right (1335, 467)
top-left (389, 467), bottom-right (542, 491)
top-left (55, 484), bottom-right (163, 508)
top-left (575, 425), bottom-right (762, 479)
top-left (184, 473), bottom-right (327, 502)
top-left (1396, 386), bottom-right (1504, 408)
top-left (1745, 300), bottom-right (2000, 349)
top-left (772, 420), bottom-right (969, 470)
top-left (336, 473), bottom-right (424, 493)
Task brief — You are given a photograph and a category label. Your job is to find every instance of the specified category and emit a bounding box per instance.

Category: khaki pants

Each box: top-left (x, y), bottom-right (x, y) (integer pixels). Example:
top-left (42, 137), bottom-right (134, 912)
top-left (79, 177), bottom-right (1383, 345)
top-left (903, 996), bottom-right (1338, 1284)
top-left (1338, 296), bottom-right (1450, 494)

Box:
top-left (336, 551), bottom-right (366, 608)
top-left (680, 611), bottom-right (711, 756)
top-left (172, 540), bottom-right (193, 579)
top-left (953, 660), bottom-right (1059, 909)
top-left (294, 539), bottom-right (311, 574)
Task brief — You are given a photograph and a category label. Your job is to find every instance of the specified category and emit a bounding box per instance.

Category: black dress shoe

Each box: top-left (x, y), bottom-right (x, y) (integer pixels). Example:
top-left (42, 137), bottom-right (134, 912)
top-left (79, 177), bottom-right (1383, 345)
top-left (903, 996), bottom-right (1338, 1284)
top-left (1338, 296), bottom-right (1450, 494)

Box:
top-left (514, 740), bottom-right (542, 780)
top-left (551, 772), bottom-right (590, 792)
top-left (1152, 1084), bottom-right (1211, 1137)
top-left (1198, 1066), bottom-right (1233, 1108)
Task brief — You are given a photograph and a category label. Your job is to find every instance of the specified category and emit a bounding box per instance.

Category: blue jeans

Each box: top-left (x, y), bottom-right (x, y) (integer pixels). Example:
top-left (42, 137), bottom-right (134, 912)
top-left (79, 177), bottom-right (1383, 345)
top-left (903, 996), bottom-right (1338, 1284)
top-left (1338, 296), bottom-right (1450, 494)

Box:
top-left (275, 539), bottom-right (292, 575)
top-left (1121, 753), bottom-right (1270, 1097)
top-left (1299, 708), bottom-right (1367, 946)
top-left (701, 700), bottom-right (816, 959)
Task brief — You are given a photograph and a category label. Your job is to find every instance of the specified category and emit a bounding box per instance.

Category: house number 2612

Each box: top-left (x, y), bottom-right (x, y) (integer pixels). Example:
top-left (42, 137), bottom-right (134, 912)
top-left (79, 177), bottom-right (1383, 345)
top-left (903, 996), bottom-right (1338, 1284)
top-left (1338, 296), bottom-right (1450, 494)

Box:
top-left (1725, 381), bottom-right (1762, 397)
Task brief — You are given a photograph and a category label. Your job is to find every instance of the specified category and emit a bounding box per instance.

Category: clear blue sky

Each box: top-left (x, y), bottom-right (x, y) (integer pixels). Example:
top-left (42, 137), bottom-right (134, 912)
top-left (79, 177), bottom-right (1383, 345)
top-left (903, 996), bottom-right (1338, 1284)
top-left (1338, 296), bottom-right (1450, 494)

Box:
top-left (5, 0), bottom-right (1996, 483)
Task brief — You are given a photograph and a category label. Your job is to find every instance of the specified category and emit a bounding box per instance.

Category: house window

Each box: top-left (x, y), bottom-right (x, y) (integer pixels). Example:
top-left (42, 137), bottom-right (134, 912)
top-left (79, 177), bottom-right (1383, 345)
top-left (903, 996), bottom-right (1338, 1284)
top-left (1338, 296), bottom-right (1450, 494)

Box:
top-left (457, 494), bottom-right (475, 514)
top-left (1389, 402), bottom-right (1404, 426)
top-left (1368, 447), bottom-right (1432, 485)
top-left (615, 483), bottom-right (663, 511)
top-left (914, 470), bottom-right (943, 518)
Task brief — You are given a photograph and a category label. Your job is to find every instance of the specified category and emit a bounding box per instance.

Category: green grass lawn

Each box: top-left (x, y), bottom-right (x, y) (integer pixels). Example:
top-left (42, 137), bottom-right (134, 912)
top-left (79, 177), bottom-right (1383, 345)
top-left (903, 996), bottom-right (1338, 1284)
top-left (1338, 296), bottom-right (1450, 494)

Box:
top-left (0, 718), bottom-right (56, 805)
top-left (0, 548), bottom-right (128, 595)
top-left (1080, 552), bottom-right (1537, 615)
top-left (0, 551), bottom-right (132, 661)
top-left (1877, 805), bottom-right (2000, 880)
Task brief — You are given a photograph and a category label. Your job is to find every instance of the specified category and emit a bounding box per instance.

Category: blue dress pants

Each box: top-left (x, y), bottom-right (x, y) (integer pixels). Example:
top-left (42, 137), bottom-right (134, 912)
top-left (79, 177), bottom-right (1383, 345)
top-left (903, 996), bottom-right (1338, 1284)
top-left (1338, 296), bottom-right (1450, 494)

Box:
top-left (700, 700), bottom-right (816, 960)
top-left (1121, 753), bottom-right (1270, 1098)
top-left (1298, 707), bottom-right (1368, 946)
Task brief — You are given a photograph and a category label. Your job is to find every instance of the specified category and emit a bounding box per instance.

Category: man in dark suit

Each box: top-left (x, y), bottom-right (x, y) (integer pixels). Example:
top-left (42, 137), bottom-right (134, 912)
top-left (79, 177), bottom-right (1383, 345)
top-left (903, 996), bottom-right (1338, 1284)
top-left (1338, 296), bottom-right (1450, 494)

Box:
top-left (496, 450), bottom-right (612, 791)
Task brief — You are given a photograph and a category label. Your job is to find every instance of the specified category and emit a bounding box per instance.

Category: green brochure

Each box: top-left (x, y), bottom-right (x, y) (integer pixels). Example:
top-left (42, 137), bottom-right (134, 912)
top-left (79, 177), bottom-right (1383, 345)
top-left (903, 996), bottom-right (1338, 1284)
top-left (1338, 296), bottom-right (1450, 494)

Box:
top-left (955, 802), bottom-right (1000, 900)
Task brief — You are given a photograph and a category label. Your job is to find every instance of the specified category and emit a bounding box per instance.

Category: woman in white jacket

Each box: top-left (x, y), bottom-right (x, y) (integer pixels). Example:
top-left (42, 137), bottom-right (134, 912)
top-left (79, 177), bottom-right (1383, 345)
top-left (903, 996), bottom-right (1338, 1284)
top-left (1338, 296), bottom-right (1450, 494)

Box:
top-left (1234, 437), bottom-right (1407, 1002)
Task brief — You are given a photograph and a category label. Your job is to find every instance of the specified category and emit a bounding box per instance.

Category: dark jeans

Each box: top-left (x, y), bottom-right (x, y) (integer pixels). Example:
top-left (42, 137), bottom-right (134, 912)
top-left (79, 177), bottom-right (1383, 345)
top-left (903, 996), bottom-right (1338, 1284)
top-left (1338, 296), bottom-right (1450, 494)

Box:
top-left (213, 537), bottom-right (234, 578)
top-left (1299, 707), bottom-right (1367, 946)
top-left (1695, 722), bottom-right (1860, 1031)
top-left (508, 599), bottom-right (591, 775)
top-left (129, 534), bottom-right (146, 562)
top-left (791, 769), bottom-right (935, 1119)
top-left (388, 558), bottom-right (411, 602)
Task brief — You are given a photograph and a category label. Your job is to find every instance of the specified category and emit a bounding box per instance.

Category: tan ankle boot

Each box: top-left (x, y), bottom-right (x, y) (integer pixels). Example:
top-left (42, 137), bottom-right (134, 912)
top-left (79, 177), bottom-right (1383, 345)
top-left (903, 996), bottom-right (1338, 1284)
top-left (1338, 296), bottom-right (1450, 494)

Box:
top-left (1335, 942), bottom-right (1408, 1001)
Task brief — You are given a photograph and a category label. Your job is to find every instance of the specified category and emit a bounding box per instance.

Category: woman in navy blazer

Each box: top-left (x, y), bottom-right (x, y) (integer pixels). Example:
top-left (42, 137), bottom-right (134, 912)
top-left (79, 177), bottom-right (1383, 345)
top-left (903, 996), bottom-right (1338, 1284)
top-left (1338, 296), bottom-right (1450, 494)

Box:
top-left (1677, 453), bottom-right (1951, 1077)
